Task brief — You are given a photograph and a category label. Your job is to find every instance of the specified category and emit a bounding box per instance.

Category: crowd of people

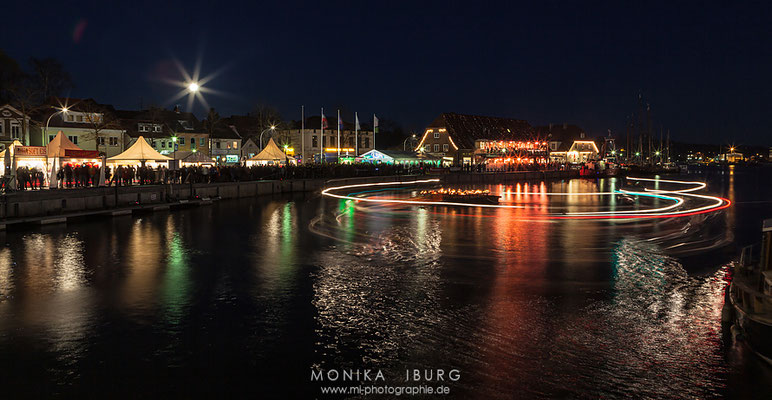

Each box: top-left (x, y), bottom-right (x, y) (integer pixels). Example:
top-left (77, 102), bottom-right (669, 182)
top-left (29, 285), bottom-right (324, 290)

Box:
top-left (4, 160), bottom-right (569, 191)
top-left (105, 162), bottom-right (433, 186)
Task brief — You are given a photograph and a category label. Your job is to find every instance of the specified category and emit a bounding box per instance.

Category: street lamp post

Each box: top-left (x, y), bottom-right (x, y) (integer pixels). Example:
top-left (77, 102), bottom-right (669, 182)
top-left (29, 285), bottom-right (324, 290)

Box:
top-left (403, 134), bottom-right (417, 151)
top-left (259, 125), bottom-right (276, 150)
top-left (172, 136), bottom-right (178, 170)
top-left (44, 106), bottom-right (68, 189)
top-left (44, 106), bottom-right (69, 145)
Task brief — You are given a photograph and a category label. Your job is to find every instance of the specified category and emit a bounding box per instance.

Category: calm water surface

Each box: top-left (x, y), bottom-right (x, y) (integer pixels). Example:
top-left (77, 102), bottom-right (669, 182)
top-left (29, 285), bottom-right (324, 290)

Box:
top-left (1, 166), bottom-right (771, 398)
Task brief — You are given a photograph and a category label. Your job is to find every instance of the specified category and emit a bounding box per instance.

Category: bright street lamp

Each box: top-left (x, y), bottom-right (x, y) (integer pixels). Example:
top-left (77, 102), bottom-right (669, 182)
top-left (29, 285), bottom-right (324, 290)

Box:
top-left (188, 82), bottom-right (200, 92)
top-left (259, 125), bottom-right (276, 150)
top-left (44, 106), bottom-right (69, 145)
top-left (402, 134), bottom-right (417, 151)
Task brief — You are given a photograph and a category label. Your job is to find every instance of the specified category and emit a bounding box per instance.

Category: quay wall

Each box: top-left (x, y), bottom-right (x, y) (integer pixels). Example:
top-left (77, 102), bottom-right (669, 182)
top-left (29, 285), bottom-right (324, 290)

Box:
top-left (0, 170), bottom-right (577, 220)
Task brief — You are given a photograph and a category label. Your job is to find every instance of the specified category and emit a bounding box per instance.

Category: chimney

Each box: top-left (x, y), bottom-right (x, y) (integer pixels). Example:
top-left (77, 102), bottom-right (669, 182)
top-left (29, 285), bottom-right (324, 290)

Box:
top-left (549, 123), bottom-right (553, 130)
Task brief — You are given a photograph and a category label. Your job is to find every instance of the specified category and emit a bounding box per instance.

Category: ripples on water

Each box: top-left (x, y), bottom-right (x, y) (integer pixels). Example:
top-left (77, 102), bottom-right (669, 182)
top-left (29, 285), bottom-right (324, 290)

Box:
top-left (0, 171), bottom-right (771, 398)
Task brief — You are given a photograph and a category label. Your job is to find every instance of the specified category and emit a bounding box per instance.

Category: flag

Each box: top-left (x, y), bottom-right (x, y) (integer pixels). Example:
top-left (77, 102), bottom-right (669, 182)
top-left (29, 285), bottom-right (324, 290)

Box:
top-left (322, 113), bottom-right (328, 129)
top-left (355, 113), bottom-right (360, 130)
top-left (338, 114), bottom-right (343, 130)
top-left (373, 115), bottom-right (379, 134)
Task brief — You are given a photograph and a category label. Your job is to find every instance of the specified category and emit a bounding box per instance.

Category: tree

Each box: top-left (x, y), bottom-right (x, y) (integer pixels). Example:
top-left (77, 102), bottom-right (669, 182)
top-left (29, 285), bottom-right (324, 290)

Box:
top-left (7, 74), bottom-right (43, 145)
top-left (80, 101), bottom-right (121, 154)
top-left (250, 103), bottom-right (284, 130)
top-left (1, 54), bottom-right (74, 145)
top-left (375, 117), bottom-right (408, 150)
top-left (202, 107), bottom-right (221, 155)
top-left (29, 58), bottom-right (73, 100)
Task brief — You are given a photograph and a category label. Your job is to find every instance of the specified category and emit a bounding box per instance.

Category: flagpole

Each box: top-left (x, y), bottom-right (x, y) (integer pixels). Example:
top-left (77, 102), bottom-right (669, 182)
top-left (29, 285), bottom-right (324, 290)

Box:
top-left (320, 107), bottom-right (324, 163)
top-left (337, 109), bottom-right (341, 161)
top-left (301, 105), bottom-right (305, 164)
top-left (373, 114), bottom-right (376, 150)
top-left (355, 112), bottom-right (359, 157)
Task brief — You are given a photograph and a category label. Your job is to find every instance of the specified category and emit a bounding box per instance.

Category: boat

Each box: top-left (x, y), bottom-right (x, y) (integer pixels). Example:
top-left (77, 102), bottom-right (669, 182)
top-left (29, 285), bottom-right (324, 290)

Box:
top-left (728, 218), bottom-right (772, 364)
top-left (417, 188), bottom-right (500, 204)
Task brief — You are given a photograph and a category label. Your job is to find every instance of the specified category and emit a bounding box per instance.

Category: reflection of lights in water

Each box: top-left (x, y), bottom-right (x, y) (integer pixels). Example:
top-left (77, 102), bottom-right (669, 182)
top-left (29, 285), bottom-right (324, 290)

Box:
top-left (321, 178), bottom-right (730, 220)
top-left (12, 233), bottom-right (93, 363)
top-left (54, 235), bottom-right (86, 291)
top-left (162, 217), bottom-right (192, 325)
top-left (252, 202), bottom-right (298, 289)
top-left (0, 248), bottom-right (13, 298)
top-left (597, 238), bottom-right (732, 397)
top-left (123, 219), bottom-right (163, 310)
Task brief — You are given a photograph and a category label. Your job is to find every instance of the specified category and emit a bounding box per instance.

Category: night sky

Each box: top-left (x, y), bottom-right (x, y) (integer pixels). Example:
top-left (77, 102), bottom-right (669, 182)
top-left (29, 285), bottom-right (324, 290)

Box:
top-left (3, 1), bottom-right (771, 146)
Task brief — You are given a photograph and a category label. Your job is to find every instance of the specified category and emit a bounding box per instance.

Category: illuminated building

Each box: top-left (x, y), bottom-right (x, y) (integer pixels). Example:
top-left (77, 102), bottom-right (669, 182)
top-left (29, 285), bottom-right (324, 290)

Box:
top-left (208, 124), bottom-right (242, 164)
top-left (117, 106), bottom-right (210, 156)
top-left (0, 104), bottom-right (31, 148)
top-left (416, 113), bottom-right (536, 166)
top-left (278, 116), bottom-right (374, 163)
top-left (32, 98), bottom-right (126, 157)
top-left (534, 124), bottom-right (599, 164)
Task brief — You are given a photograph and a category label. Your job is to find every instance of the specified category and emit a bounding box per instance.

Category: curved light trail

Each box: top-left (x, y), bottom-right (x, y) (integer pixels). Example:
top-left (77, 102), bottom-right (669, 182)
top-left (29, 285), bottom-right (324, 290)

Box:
top-left (320, 177), bottom-right (730, 220)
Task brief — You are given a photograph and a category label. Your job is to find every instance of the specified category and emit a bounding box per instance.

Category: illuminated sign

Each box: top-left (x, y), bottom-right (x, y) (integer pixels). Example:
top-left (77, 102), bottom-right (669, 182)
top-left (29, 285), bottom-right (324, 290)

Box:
top-left (14, 146), bottom-right (47, 156)
top-left (64, 149), bottom-right (100, 158)
top-left (225, 155), bottom-right (239, 163)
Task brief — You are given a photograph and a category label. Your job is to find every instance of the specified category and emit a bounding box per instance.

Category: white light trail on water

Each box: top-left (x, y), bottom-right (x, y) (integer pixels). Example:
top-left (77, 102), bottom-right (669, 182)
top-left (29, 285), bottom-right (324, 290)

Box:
top-left (320, 178), bottom-right (730, 220)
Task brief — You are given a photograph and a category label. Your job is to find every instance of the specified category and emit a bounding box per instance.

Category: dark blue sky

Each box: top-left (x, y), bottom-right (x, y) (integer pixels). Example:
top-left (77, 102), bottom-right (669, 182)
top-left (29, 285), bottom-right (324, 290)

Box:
top-left (3, 1), bottom-right (771, 145)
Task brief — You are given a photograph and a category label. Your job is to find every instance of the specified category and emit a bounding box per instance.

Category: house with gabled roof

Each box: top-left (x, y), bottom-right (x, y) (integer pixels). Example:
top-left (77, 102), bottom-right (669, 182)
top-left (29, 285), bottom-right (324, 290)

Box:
top-left (30, 97), bottom-right (126, 157)
top-left (416, 113), bottom-right (541, 166)
top-left (0, 104), bottom-right (31, 149)
top-left (117, 105), bottom-right (209, 156)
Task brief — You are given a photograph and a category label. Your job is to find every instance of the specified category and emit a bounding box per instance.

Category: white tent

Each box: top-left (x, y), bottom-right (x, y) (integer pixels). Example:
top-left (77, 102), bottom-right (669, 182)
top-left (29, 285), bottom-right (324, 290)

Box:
top-left (108, 136), bottom-right (172, 163)
top-left (46, 131), bottom-right (82, 158)
top-left (246, 138), bottom-right (295, 165)
top-left (182, 151), bottom-right (215, 166)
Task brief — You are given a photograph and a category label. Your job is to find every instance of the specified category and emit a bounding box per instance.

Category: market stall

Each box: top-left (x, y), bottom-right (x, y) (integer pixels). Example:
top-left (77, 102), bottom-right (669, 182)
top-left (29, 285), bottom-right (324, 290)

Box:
top-left (107, 136), bottom-right (172, 167)
top-left (357, 149), bottom-right (442, 166)
top-left (181, 151), bottom-right (215, 167)
top-left (0, 140), bottom-right (24, 175)
top-left (245, 138), bottom-right (296, 166)
top-left (46, 132), bottom-right (102, 187)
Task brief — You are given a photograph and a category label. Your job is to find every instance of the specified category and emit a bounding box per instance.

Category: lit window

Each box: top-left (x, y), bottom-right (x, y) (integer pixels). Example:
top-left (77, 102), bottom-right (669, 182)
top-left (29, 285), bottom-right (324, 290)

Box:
top-left (10, 122), bottom-right (20, 139)
top-left (443, 144), bottom-right (449, 152)
top-left (233, 141), bottom-right (238, 149)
